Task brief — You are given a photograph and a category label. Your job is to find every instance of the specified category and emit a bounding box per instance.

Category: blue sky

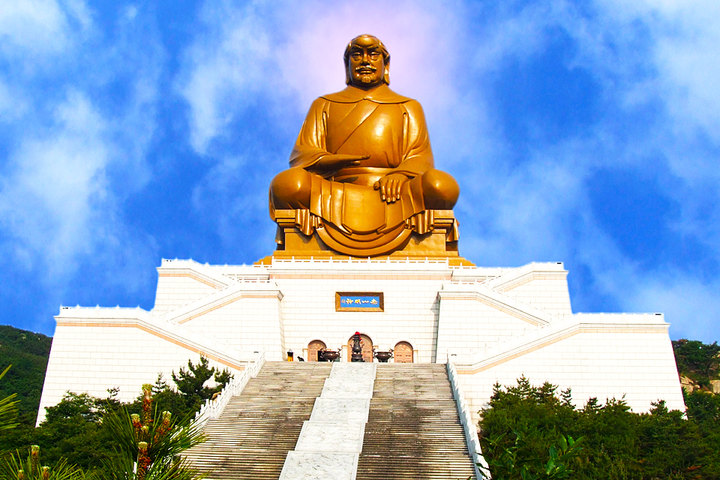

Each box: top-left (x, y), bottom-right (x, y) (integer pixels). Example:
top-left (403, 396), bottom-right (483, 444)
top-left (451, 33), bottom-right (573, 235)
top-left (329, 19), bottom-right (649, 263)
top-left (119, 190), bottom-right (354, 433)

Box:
top-left (1, 0), bottom-right (718, 343)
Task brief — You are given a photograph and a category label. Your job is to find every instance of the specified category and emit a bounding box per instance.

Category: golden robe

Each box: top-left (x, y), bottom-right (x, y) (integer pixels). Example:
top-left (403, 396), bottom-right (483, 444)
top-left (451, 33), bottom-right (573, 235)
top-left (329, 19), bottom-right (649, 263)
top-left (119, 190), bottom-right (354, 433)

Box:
top-left (285, 85), bottom-right (437, 236)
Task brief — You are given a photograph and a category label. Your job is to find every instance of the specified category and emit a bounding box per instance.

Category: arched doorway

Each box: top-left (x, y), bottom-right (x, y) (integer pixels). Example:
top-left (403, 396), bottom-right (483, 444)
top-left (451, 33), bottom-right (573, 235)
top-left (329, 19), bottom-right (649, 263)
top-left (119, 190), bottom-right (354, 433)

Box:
top-left (394, 341), bottom-right (414, 363)
top-left (307, 339), bottom-right (327, 362)
top-left (347, 333), bottom-right (374, 362)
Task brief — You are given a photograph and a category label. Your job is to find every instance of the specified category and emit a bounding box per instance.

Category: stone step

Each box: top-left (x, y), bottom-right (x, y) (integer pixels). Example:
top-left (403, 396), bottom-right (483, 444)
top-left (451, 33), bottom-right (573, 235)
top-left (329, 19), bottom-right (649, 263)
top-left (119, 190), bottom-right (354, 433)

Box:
top-left (184, 361), bottom-right (332, 479)
top-left (186, 362), bottom-right (476, 479)
top-left (356, 364), bottom-right (476, 480)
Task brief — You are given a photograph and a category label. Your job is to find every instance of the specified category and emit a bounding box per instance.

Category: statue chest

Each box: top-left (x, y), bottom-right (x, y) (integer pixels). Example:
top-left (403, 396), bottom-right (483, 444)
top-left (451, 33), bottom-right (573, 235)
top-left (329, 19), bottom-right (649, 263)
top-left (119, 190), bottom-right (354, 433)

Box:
top-left (326, 102), bottom-right (404, 166)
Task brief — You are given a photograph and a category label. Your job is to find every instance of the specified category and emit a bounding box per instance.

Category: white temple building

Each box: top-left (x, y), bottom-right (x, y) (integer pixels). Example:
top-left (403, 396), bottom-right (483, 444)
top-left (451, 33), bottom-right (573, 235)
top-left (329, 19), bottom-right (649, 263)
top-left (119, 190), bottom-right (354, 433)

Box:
top-left (38, 255), bottom-right (684, 423)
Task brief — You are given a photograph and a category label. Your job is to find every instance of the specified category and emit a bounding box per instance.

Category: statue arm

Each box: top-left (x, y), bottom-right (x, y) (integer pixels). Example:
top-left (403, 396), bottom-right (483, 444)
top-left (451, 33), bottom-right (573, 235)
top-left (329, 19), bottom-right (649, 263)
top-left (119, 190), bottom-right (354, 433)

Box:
top-left (375, 101), bottom-right (435, 203)
top-left (289, 98), bottom-right (367, 171)
top-left (394, 100), bottom-right (434, 177)
top-left (289, 98), bottom-right (329, 169)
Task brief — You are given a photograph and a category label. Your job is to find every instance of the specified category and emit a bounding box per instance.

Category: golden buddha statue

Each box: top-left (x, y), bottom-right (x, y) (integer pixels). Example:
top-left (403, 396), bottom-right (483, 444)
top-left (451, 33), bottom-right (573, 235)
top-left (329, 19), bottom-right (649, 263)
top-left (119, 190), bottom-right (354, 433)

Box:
top-left (269, 34), bottom-right (460, 257)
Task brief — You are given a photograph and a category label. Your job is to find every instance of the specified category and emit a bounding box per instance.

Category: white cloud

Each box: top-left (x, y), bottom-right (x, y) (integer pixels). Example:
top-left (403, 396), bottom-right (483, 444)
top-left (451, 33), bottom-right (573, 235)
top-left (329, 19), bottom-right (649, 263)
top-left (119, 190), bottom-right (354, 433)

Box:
top-left (190, 153), bottom-right (278, 257)
top-left (0, 79), bottom-right (27, 121)
top-left (627, 275), bottom-right (720, 341)
top-left (583, 248), bottom-right (720, 342)
top-left (0, 92), bottom-right (111, 272)
top-left (177, 0), bottom-right (477, 154)
top-left (177, 2), bottom-right (274, 153)
top-left (0, 1), bottom-right (163, 286)
top-left (0, 88), bottom-right (160, 299)
top-left (0, 0), bottom-right (90, 56)
top-left (571, 1), bottom-right (720, 169)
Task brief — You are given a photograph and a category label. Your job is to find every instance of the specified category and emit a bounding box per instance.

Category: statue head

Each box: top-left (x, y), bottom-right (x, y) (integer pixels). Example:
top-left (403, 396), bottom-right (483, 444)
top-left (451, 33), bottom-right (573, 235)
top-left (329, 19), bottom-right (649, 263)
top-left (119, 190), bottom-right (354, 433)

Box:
top-left (344, 34), bottom-right (390, 88)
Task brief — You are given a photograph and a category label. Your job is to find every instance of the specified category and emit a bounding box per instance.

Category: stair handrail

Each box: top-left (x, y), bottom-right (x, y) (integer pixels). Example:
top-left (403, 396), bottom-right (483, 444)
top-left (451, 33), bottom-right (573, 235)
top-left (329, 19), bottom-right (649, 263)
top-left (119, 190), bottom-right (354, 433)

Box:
top-left (194, 351), bottom-right (265, 428)
top-left (446, 358), bottom-right (490, 479)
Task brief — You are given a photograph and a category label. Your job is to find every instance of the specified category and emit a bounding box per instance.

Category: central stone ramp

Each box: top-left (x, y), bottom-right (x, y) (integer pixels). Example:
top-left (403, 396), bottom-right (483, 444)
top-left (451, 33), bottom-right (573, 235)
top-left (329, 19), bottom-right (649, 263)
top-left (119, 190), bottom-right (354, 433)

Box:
top-left (280, 362), bottom-right (376, 479)
top-left (356, 364), bottom-right (477, 480)
top-left (184, 361), bottom-right (331, 479)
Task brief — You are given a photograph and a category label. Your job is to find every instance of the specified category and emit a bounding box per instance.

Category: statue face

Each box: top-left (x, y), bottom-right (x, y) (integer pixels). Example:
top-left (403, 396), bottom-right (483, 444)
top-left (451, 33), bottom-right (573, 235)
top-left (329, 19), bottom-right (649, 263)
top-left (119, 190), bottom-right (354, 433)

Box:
top-left (347, 37), bottom-right (386, 88)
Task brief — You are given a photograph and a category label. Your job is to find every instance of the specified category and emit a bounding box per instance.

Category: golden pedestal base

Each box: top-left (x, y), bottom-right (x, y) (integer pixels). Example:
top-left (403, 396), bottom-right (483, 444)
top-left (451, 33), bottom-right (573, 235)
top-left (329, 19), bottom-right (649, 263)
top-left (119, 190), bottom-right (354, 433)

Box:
top-left (257, 209), bottom-right (474, 267)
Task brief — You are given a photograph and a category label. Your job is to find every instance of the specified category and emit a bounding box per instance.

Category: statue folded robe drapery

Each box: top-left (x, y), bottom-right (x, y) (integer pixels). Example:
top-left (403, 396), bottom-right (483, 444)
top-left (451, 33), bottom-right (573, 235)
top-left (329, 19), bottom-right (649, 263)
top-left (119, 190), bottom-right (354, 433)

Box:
top-left (270, 84), bottom-right (459, 256)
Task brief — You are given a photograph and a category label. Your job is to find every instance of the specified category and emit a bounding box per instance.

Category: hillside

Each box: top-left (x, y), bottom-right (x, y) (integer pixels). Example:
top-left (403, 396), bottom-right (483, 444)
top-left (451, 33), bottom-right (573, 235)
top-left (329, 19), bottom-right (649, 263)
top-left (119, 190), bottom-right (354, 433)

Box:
top-left (672, 339), bottom-right (720, 393)
top-left (0, 325), bottom-right (52, 425)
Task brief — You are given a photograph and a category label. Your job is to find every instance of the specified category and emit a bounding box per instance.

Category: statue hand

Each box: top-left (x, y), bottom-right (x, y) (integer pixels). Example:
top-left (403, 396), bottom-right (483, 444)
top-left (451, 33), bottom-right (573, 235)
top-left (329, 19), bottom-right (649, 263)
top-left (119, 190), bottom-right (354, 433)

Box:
top-left (314, 153), bottom-right (369, 170)
top-left (374, 173), bottom-right (407, 203)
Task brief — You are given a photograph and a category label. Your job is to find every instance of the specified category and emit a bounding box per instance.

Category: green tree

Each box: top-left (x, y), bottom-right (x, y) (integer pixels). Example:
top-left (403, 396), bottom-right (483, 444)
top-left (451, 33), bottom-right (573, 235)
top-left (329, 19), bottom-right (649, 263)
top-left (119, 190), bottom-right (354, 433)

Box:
top-left (0, 445), bottom-right (89, 480)
top-left (0, 366), bottom-right (19, 433)
top-left (479, 377), bottom-right (720, 479)
top-left (0, 327), bottom-right (52, 427)
top-left (685, 389), bottom-right (720, 424)
top-left (171, 358), bottom-right (231, 413)
top-left (673, 339), bottom-right (720, 387)
top-left (479, 432), bottom-right (582, 480)
top-left (635, 401), bottom-right (708, 478)
top-left (683, 390), bottom-right (720, 478)
top-left (101, 385), bottom-right (205, 480)
top-left (479, 377), bottom-right (583, 479)
top-left (146, 377), bottom-right (192, 422)
top-left (31, 393), bottom-right (118, 471)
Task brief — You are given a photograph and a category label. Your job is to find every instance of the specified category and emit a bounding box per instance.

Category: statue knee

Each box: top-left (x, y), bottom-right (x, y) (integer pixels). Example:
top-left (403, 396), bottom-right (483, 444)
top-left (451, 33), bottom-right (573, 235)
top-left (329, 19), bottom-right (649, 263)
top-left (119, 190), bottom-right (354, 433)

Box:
top-left (422, 169), bottom-right (459, 210)
top-left (270, 168), bottom-right (312, 209)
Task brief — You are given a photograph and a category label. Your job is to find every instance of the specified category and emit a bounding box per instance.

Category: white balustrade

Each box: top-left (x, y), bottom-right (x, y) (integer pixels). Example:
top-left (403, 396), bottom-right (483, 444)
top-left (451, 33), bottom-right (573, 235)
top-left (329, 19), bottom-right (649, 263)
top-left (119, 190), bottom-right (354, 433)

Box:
top-left (194, 352), bottom-right (265, 428)
top-left (447, 358), bottom-right (490, 480)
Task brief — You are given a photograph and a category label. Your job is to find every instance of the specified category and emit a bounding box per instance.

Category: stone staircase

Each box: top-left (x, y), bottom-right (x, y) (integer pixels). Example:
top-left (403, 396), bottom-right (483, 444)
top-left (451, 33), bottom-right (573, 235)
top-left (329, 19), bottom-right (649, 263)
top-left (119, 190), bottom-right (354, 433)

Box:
top-left (184, 362), bottom-right (332, 479)
top-left (186, 362), bottom-right (477, 479)
top-left (357, 364), bottom-right (476, 480)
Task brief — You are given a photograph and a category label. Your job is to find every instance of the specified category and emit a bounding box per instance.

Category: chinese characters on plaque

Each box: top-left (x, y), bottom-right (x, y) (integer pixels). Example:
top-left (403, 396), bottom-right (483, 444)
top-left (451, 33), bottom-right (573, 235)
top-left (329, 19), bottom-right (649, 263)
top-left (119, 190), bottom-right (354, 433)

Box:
top-left (335, 292), bottom-right (384, 312)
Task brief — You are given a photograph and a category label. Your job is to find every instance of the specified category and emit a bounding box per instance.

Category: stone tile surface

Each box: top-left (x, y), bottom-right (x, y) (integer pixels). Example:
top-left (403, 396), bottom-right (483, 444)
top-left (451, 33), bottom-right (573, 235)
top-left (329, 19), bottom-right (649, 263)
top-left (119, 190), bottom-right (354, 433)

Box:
top-left (295, 421), bottom-right (366, 453)
top-left (310, 398), bottom-right (371, 423)
top-left (279, 452), bottom-right (358, 480)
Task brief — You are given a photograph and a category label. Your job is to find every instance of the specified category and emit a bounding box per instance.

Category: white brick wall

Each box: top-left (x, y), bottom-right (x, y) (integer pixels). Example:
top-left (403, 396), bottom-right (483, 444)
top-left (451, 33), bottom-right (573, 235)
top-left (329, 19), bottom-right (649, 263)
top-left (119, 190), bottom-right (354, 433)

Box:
top-left (38, 258), bottom-right (684, 423)
top-left (455, 320), bottom-right (684, 423)
top-left (37, 309), bottom-right (245, 424)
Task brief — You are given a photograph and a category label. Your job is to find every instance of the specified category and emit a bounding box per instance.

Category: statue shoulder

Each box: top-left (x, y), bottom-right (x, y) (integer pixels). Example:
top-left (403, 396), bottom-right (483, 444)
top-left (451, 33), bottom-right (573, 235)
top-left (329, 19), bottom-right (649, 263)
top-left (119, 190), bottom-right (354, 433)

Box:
top-left (321, 85), bottom-right (413, 104)
top-left (402, 99), bottom-right (428, 123)
top-left (403, 98), bottom-right (425, 113)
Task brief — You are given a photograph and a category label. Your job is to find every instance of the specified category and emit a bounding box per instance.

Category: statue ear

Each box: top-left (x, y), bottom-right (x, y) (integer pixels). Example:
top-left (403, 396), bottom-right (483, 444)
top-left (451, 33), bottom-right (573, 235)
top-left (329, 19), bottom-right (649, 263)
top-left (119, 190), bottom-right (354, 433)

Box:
top-left (345, 63), bottom-right (351, 85)
top-left (383, 62), bottom-right (390, 85)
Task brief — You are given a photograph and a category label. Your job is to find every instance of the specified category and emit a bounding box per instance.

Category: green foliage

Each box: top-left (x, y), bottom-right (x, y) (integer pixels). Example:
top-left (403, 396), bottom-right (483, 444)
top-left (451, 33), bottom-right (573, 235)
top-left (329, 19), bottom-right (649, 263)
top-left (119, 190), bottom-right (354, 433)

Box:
top-left (685, 389), bottom-right (720, 424)
top-left (100, 385), bottom-right (205, 480)
top-left (0, 366), bottom-right (19, 433)
top-left (0, 357), bottom-right (225, 472)
top-left (672, 339), bottom-right (720, 388)
top-left (480, 432), bottom-right (582, 480)
top-left (0, 382), bottom-right (206, 479)
top-left (0, 326), bottom-right (52, 427)
top-left (0, 445), bottom-right (89, 480)
top-left (479, 377), bottom-right (720, 479)
top-left (170, 358), bottom-right (231, 413)
top-left (480, 377), bottom-right (585, 479)
top-left (29, 392), bottom-right (119, 471)
top-left (0, 326), bottom-right (52, 454)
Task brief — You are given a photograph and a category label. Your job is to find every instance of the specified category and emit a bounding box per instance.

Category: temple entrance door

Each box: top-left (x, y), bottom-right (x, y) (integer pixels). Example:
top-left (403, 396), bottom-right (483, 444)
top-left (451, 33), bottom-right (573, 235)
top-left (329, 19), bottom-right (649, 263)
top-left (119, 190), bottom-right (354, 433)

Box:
top-left (394, 341), bottom-right (414, 363)
top-left (347, 334), bottom-right (374, 362)
top-left (308, 340), bottom-right (327, 362)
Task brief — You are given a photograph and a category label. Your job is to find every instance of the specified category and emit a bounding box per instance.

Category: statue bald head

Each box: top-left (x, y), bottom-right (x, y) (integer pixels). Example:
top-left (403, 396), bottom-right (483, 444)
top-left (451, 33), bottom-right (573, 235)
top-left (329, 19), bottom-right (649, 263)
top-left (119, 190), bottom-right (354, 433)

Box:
top-left (344, 34), bottom-right (390, 87)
